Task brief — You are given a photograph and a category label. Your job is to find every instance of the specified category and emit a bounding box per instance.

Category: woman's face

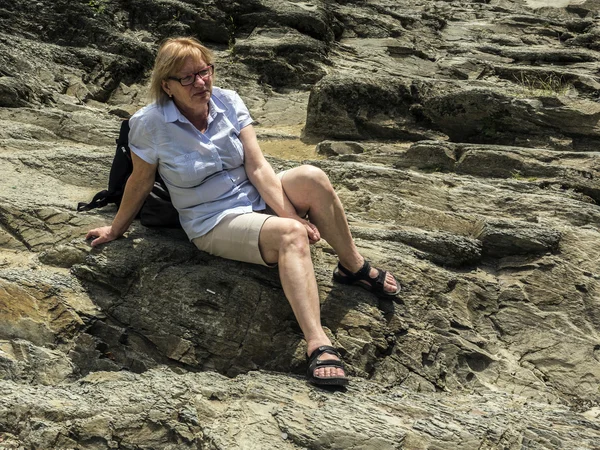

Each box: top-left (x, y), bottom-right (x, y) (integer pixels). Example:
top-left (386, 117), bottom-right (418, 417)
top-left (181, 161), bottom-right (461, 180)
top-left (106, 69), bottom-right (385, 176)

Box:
top-left (162, 56), bottom-right (213, 113)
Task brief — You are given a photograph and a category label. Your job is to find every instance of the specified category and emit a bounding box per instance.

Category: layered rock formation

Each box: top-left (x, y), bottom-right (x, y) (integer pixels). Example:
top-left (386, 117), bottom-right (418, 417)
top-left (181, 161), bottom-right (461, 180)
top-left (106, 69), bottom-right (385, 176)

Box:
top-left (1, 0), bottom-right (599, 448)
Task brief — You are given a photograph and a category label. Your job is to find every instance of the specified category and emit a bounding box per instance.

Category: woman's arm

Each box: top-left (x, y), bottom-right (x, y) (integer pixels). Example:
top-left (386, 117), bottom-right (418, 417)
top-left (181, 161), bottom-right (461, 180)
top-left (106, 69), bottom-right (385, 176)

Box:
top-left (86, 152), bottom-right (158, 247)
top-left (240, 124), bottom-right (320, 243)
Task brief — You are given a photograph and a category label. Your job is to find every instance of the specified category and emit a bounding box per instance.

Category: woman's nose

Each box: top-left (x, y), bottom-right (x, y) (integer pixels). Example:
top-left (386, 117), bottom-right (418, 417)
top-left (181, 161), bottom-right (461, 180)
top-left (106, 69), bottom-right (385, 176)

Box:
top-left (193, 74), bottom-right (206, 86)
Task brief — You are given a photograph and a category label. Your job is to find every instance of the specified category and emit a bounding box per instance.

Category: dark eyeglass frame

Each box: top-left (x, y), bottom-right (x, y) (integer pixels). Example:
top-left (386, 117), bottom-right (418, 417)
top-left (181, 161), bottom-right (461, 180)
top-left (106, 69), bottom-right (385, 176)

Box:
top-left (168, 65), bottom-right (214, 86)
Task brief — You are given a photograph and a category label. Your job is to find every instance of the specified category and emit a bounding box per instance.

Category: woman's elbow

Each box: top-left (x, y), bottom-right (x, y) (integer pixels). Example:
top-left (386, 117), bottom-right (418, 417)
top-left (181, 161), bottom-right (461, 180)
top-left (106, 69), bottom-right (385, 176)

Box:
top-left (128, 172), bottom-right (156, 196)
top-left (247, 164), bottom-right (270, 185)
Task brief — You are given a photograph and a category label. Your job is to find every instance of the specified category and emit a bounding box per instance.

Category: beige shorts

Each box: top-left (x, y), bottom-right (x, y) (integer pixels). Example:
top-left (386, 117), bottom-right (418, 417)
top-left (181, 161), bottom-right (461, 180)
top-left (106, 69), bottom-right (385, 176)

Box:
top-left (192, 171), bottom-right (287, 266)
top-left (192, 211), bottom-right (275, 266)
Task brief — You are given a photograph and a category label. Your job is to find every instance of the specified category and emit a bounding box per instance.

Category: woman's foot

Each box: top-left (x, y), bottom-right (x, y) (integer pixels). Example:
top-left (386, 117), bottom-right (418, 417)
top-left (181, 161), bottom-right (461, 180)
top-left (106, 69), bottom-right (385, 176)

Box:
top-left (333, 258), bottom-right (401, 296)
top-left (307, 345), bottom-right (349, 386)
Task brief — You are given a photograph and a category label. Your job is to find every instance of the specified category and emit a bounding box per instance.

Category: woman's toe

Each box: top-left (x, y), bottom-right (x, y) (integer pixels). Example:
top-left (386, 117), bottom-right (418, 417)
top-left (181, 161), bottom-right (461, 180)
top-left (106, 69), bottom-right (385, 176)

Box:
top-left (385, 273), bottom-right (398, 292)
top-left (313, 364), bottom-right (345, 379)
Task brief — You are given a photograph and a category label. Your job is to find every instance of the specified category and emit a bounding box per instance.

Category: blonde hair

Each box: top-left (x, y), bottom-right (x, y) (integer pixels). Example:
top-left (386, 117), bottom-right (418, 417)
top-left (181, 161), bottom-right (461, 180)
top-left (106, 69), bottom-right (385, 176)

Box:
top-left (149, 37), bottom-right (214, 105)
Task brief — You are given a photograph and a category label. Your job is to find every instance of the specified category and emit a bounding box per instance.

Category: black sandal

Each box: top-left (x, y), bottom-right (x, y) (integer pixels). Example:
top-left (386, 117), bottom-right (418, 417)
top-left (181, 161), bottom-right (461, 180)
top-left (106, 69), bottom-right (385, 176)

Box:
top-left (333, 260), bottom-right (401, 297)
top-left (307, 346), bottom-right (349, 387)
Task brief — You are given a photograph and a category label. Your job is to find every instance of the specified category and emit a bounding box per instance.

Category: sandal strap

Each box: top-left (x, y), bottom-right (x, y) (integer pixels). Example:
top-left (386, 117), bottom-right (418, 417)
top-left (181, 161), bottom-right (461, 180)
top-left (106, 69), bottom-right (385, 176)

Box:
top-left (373, 268), bottom-right (387, 289)
top-left (335, 259), bottom-right (401, 297)
top-left (340, 260), bottom-right (387, 291)
top-left (355, 260), bottom-right (372, 279)
top-left (308, 346), bottom-right (346, 373)
top-left (312, 358), bottom-right (345, 369)
top-left (336, 260), bottom-right (371, 283)
top-left (308, 345), bottom-right (341, 363)
top-left (335, 262), bottom-right (354, 278)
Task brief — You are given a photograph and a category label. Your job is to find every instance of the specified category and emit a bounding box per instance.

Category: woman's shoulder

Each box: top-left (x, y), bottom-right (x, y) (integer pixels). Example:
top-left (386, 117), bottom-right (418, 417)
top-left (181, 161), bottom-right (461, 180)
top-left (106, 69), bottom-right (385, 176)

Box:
top-left (211, 87), bottom-right (241, 104)
top-left (211, 87), bottom-right (248, 115)
top-left (130, 103), bottom-right (161, 122)
top-left (129, 103), bottom-right (170, 134)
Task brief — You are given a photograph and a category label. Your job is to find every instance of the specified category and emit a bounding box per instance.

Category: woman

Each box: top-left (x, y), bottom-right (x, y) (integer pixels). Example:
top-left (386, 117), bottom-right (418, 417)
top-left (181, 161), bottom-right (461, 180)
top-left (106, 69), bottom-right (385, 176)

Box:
top-left (86, 37), bottom-right (401, 387)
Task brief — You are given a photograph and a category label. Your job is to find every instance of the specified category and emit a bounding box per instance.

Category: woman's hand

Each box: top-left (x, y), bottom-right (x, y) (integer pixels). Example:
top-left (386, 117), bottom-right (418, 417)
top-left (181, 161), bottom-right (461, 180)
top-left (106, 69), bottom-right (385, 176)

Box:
top-left (296, 217), bottom-right (320, 244)
top-left (86, 226), bottom-right (120, 248)
top-left (85, 153), bottom-right (157, 248)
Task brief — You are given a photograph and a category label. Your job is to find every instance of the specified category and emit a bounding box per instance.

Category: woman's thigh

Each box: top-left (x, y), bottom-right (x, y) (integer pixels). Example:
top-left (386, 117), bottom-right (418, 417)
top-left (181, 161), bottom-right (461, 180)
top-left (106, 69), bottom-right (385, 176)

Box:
top-left (192, 212), bottom-right (274, 266)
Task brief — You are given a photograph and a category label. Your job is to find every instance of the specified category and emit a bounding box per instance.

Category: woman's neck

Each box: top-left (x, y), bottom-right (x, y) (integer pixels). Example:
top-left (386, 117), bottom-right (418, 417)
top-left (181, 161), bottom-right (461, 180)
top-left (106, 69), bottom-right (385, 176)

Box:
top-left (175, 101), bottom-right (209, 133)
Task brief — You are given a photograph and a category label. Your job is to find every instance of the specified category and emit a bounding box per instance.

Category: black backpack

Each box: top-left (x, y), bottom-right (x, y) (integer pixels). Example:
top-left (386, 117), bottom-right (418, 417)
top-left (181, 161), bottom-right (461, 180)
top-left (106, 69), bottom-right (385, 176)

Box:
top-left (77, 120), bottom-right (181, 228)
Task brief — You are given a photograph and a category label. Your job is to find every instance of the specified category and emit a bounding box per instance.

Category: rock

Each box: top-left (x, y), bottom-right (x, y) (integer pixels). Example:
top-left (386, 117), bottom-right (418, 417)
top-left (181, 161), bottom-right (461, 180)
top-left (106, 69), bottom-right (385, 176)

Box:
top-left (316, 140), bottom-right (365, 156)
top-left (305, 75), bottom-right (442, 141)
top-left (224, 0), bottom-right (338, 43)
top-left (474, 219), bottom-right (561, 257)
top-left (71, 234), bottom-right (314, 376)
top-left (0, 339), bottom-right (73, 385)
top-left (125, 0), bottom-right (231, 45)
top-left (0, 33), bottom-right (148, 107)
top-left (234, 26), bottom-right (330, 88)
top-left (421, 88), bottom-right (600, 150)
top-left (350, 226), bottom-right (483, 267)
top-left (0, 269), bottom-right (91, 347)
top-left (38, 243), bottom-right (90, 268)
top-left (334, 4), bottom-right (405, 38)
top-left (0, 77), bottom-right (39, 108)
top-left (398, 141), bottom-right (458, 172)
top-left (1, 0), bottom-right (600, 448)
top-left (396, 141), bottom-right (600, 204)
top-left (565, 25), bottom-right (600, 50)
top-left (1, 369), bottom-right (599, 449)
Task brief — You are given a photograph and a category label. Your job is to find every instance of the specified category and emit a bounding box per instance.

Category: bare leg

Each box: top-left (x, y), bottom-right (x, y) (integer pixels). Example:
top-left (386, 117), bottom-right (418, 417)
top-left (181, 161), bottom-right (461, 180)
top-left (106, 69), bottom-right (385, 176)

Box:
top-left (259, 216), bottom-right (345, 379)
top-left (280, 165), bottom-right (398, 292)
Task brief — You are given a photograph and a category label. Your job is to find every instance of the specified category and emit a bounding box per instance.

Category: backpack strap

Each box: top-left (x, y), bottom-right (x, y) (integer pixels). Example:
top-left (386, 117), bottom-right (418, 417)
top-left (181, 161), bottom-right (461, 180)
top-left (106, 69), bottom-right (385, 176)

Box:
top-left (77, 190), bottom-right (109, 211)
top-left (77, 120), bottom-right (133, 212)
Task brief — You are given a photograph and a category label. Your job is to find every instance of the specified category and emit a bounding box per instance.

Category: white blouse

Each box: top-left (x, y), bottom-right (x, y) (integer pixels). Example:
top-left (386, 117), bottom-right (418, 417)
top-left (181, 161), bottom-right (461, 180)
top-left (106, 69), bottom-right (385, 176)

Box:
top-left (129, 87), bottom-right (265, 240)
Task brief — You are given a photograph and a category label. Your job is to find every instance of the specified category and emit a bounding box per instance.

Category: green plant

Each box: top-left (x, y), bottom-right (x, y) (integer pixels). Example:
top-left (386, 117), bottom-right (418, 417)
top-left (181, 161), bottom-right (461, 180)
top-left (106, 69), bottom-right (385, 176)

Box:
top-left (513, 72), bottom-right (570, 97)
top-left (421, 165), bottom-right (444, 174)
top-left (511, 170), bottom-right (537, 182)
top-left (227, 15), bottom-right (236, 54)
top-left (88, 0), bottom-right (109, 14)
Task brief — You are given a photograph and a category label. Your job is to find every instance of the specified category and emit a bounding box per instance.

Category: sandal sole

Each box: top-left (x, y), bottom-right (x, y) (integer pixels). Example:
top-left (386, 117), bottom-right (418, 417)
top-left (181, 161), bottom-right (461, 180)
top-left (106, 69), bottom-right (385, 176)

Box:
top-left (308, 376), bottom-right (349, 386)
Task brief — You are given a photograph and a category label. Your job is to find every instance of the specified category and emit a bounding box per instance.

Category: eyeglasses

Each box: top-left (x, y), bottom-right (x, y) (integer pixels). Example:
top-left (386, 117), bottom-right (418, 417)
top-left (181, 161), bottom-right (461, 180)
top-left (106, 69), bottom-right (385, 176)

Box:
top-left (168, 65), bottom-right (214, 86)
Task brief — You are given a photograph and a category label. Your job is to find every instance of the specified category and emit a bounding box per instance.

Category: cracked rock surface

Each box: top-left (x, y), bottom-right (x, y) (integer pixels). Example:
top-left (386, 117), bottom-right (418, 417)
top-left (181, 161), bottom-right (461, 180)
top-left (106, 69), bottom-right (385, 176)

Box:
top-left (1, 0), bottom-right (600, 448)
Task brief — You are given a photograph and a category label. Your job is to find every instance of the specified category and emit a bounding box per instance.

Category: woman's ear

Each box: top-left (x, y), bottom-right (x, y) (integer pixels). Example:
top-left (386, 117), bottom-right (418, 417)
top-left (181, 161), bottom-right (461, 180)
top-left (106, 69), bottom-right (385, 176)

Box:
top-left (162, 80), bottom-right (172, 98)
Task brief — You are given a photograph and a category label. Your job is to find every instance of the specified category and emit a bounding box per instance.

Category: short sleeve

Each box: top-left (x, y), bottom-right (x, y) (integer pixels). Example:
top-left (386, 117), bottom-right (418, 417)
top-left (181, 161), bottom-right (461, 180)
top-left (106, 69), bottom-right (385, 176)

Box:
top-left (232, 92), bottom-right (253, 129)
top-left (129, 114), bottom-right (158, 164)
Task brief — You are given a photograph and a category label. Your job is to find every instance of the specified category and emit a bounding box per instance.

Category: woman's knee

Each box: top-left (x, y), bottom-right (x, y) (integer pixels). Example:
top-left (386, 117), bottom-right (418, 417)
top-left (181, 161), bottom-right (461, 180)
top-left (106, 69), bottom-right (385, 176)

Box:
top-left (297, 165), bottom-right (334, 193)
top-left (279, 219), bottom-right (310, 252)
top-left (259, 217), bottom-right (308, 262)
